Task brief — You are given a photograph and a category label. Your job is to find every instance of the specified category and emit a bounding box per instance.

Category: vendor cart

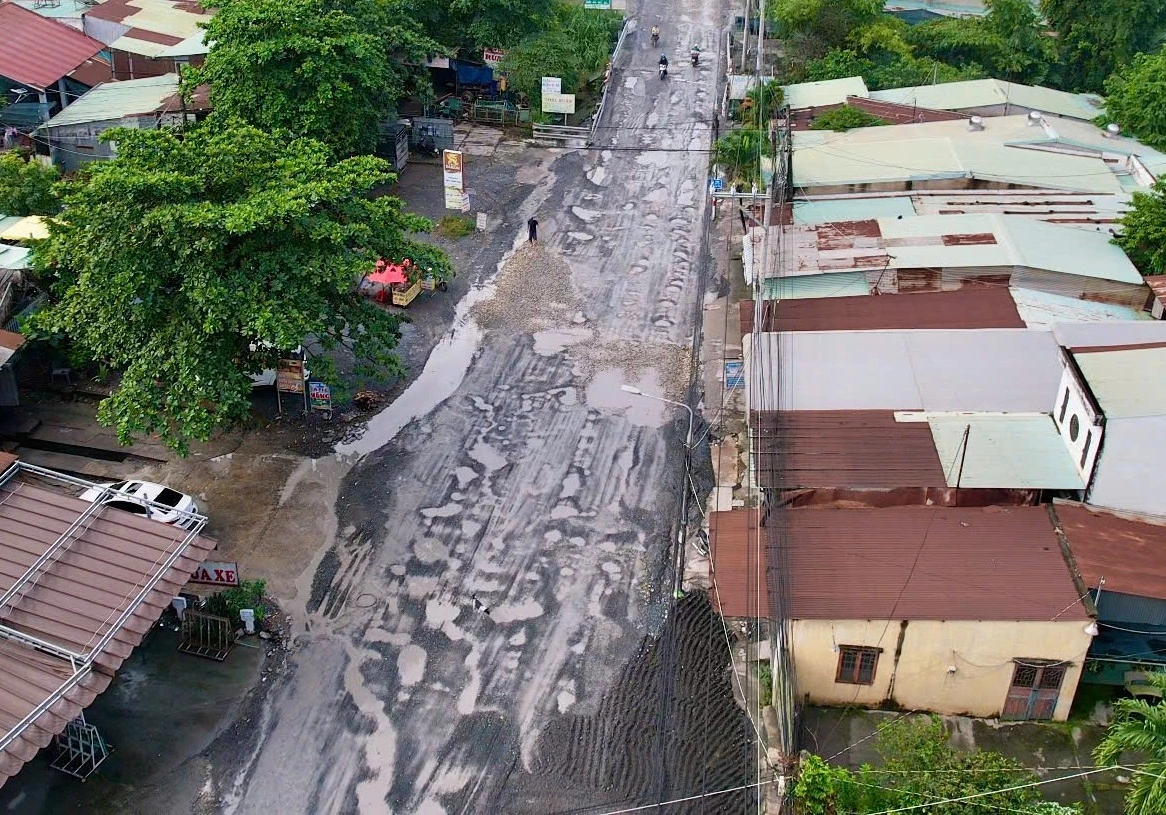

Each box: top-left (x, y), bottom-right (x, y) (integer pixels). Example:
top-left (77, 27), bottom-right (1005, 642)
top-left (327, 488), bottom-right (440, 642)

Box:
top-left (361, 258), bottom-right (439, 308)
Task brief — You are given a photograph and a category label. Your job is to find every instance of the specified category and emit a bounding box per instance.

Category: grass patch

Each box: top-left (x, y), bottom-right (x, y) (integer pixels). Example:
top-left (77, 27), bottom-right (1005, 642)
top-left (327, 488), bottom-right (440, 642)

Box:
top-left (435, 215), bottom-right (476, 239)
top-left (756, 659), bottom-right (773, 707)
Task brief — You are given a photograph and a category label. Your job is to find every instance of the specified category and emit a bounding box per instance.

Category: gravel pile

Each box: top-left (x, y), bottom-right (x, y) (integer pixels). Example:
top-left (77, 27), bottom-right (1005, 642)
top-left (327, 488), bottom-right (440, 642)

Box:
top-left (577, 339), bottom-right (693, 402)
top-left (472, 243), bottom-right (578, 333)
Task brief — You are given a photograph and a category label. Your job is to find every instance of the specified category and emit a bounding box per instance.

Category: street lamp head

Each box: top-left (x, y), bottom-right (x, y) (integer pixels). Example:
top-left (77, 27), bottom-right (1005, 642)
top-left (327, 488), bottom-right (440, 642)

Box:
top-left (620, 385), bottom-right (643, 395)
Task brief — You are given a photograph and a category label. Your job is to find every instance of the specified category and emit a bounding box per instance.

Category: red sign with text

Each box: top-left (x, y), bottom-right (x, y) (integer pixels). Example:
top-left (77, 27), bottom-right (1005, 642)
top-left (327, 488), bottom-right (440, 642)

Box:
top-left (190, 561), bottom-right (240, 587)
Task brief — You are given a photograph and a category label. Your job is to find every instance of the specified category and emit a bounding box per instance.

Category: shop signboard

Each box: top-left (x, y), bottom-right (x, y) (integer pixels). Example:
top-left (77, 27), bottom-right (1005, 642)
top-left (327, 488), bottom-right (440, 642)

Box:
top-left (309, 382), bottom-right (332, 415)
top-left (442, 149), bottom-right (465, 191)
top-left (190, 560), bottom-right (241, 587)
top-left (276, 359), bottom-right (305, 394)
top-left (543, 92), bottom-right (576, 114)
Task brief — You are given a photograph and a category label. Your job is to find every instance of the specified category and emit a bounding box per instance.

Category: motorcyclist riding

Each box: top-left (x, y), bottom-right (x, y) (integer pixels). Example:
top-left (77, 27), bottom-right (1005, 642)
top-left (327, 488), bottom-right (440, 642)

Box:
top-left (690, 44), bottom-right (700, 66)
top-left (658, 53), bottom-right (668, 78)
top-left (651, 25), bottom-right (660, 46)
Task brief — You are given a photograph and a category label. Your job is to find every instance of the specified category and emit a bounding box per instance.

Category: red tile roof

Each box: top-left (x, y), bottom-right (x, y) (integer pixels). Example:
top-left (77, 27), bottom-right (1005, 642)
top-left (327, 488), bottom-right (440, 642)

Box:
top-left (1056, 502), bottom-right (1166, 602)
top-left (778, 506), bottom-right (1087, 621)
top-left (0, 3), bottom-right (108, 90)
top-left (740, 288), bottom-right (1025, 334)
top-left (709, 509), bottom-right (770, 618)
top-left (752, 410), bottom-right (948, 489)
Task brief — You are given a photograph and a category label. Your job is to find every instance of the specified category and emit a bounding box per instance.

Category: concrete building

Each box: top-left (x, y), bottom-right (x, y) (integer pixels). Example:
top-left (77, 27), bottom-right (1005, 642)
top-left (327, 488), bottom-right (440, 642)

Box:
top-left (710, 505), bottom-right (1093, 720)
top-left (36, 74), bottom-right (200, 171)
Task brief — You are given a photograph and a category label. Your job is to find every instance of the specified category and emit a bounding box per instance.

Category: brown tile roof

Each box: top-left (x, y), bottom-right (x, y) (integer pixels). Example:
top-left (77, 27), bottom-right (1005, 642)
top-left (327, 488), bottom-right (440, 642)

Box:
top-left (1144, 275), bottom-right (1166, 307)
top-left (0, 453), bottom-right (16, 473)
top-left (709, 509), bottom-right (769, 618)
top-left (0, 473), bottom-right (213, 787)
top-left (0, 3), bottom-right (108, 90)
top-left (0, 329), bottom-right (26, 353)
top-left (752, 411), bottom-right (948, 489)
top-left (1055, 502), bottom-right (1166, 601)
top-left (740, 289), bottom-right (1024, 334)
top-left (777, 505), bottom-right (1087, 621)
top-left (846, 96), bottom-right (969, 126)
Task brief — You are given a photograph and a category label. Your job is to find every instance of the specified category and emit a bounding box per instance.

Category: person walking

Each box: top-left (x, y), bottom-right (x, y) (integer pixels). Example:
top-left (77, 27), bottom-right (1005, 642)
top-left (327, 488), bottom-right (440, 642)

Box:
top-left (527, 216), bottom-right (539, 243)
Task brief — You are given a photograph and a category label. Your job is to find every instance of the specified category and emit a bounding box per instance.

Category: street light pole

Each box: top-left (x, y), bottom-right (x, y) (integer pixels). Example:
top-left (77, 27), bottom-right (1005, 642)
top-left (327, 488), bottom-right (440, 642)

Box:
top-left (621, 385), bottom-right (696, 600)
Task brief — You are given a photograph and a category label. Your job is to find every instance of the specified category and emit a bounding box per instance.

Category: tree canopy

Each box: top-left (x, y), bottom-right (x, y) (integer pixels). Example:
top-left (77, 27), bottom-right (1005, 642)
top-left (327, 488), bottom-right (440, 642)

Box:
top-left (30, 122), bottom-right (451, 453)
top-left (1102, 48), bottom-right (1166, 151)
top-left (192, 0), bottom-right (437, 156)
top-left (771, 0), bottom-right (883, 59)
top-left (809, 105), bottom-right (887, 131)
top-left (389, 0), bottom-right (555, 57)
top-left (1094, 671), bottom-right (1166, 815)
top-left (1041, 0), bottom-right (1166, 92)
top-left (1114, 180), bottom-right (1166, 276)
top-left (0, 151), bottom-right (61, 216)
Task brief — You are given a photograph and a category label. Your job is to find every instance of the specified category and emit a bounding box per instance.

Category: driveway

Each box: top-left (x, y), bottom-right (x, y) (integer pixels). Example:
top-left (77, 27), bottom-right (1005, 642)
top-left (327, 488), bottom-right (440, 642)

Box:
top-left (213, 1), bottom-right (751, 812)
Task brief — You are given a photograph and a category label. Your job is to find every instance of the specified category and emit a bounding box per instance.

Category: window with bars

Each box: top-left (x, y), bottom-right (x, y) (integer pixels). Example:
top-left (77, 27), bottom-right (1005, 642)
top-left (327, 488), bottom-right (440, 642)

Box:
top-left (836, 646), bottom-right (880, 685)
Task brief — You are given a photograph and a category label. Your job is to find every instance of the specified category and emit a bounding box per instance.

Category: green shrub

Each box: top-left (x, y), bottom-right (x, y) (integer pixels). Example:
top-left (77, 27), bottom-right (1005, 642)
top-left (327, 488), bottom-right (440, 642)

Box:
top-left (809, 105), bottom-right (888, 131)
top-left (203, 579), bottom-right (267, 628)
top-left (435, 215), bottom-right (475, 238)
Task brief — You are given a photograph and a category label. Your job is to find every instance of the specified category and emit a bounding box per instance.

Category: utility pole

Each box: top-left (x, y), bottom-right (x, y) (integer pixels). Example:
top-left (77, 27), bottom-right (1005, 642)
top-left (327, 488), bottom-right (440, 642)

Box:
top-left (754, 0), bottom-right (766, 76)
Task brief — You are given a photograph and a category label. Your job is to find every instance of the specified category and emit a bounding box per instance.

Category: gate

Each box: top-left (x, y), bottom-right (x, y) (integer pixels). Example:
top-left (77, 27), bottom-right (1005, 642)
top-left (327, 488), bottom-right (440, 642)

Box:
top-left (178, 609), bottom-right (234, 661)
top-left (531, 123), bottom-right (591, 146)
top-left (1002, 661), bottom-right (1066, 720)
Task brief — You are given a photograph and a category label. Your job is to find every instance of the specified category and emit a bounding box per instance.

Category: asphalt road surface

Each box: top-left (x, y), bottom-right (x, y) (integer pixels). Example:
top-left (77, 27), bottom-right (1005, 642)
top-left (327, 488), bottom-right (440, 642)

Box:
top-left (215, 1), bottom-right (753, 812)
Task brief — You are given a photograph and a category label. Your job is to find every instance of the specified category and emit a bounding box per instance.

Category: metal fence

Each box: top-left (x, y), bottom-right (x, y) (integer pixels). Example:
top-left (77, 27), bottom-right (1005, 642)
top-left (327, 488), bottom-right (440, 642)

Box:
top-left (589, 17), bottom-right (631, 146)
top-left (531, 123), bottom-right (591, 144)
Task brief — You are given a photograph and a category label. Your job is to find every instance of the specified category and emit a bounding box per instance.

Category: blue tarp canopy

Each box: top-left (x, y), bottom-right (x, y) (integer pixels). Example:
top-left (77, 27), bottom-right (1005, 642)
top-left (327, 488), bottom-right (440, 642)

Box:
top-left (452, 60), bottom-right (496, 86)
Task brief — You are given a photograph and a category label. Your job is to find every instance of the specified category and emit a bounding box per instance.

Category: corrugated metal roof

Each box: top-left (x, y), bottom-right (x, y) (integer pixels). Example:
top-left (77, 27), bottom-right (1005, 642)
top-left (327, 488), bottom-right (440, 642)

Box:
top-left (1056, 502), bottom-right (1166, 602)
top-left (0, 217), bottom-right (48, 242)
top-left (783, 76), bottom-right (869, 110)
top-left (869, 79), bottom-right (1103, 121)
top-left (1010, 287), bottom-right (1149, 328)
top-left (0, 469), bottom-right (214, 787)
top-left (1054, 320), bottom-right (1166, 350)
top-left (792, 196), bottom-right (916, 224)
top-left (792, 115), bottom-right (1133, 193)
top-left (779, 506), bottom-right (1088, 621)
top-left (709, 509), bottom-right (769, 618)
top-left (40, 74), bottom-right (180, 129)
top-left (1144, 276), bottom-right (1166, 306)
top-left (742, 289), bottom-right (1024, 333)
top-left (85, 0), bottom-right (211, 57)
top-left (761, 272), bottom-right (870, 300)
top-left (927, 414), bottom-right (1085, 489)
top-left (747, 328), bottom-right (1063, 412)
top-left (1088, 417), bottom-right (1166, 519)
top-left (779, 213), bottom-right (1143, 284)
top-left (752, 410), bottom-right (947, 488)
top-left (0, 2), bottom-right (108, 90)
top-left (0, 244), bottom-right (31, 271)
top-left (1073, 346), bottom-right (1166, 418)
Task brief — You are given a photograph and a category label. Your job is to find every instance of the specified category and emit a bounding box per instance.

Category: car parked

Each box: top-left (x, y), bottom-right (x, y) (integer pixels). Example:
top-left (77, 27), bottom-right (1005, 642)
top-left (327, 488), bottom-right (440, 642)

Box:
top-left (80, 480), bottom-right (203, 529)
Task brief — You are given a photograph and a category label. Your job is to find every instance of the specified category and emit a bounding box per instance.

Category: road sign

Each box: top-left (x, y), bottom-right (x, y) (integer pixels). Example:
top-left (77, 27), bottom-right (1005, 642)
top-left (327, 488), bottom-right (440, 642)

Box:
top-left (710, 177), bottom-right (725, 192)
top-left (190, 560), bottom-right (241, 587)
top-left (543, 92), bottom-right (576, 114)
top-left (584, 0), bottom-right (612, 7)
top-left (724, 360), bottom-right (745, 390)
top-left (309, 382), bottom-right (332, 416)
top-left (276, 359), bottom-right (305, 394)
top-left (541, 76), bottom-right (562, 95)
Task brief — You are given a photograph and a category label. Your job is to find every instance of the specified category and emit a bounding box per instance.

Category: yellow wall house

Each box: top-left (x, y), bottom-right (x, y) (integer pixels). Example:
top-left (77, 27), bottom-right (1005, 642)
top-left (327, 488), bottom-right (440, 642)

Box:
top-left (713, 506), bottom-right (1096, 721)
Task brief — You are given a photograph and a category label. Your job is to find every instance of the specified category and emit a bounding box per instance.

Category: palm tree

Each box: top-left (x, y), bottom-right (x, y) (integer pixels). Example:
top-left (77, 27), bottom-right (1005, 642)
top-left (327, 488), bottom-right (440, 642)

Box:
top-left (1093, 671), bottom-right (1166, 815)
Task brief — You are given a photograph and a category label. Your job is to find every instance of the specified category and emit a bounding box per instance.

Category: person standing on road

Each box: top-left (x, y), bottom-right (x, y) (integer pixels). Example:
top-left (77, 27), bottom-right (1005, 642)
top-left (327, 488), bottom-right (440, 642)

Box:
top-left (528, 216), bottom-right (539, 243)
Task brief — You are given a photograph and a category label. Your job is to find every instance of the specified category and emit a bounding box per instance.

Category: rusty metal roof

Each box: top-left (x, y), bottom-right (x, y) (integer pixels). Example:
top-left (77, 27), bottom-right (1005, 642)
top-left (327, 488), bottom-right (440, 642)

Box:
top-left (1056, 502), bottom-right (1166, 601)
top-left (0, 464), bottom-right (213, 787)
top-left (0, 2), bottom-right (108, 90)
top-left (752, 411), bottom-right (947, 489)
top-left (740, 289), bottom-right (1024, 334)
top-left (776, 506), bottom-right (1087, 621)
top-left (709, 509), bottom-right (770, 618)
top-left (1144, 276), bottom-right (1166, 306)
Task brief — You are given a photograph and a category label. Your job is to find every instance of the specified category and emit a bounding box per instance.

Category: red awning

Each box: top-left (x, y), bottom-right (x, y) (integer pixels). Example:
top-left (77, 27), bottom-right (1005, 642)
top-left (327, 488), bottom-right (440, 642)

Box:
top-left (368, 260), bottom-right (409, 285)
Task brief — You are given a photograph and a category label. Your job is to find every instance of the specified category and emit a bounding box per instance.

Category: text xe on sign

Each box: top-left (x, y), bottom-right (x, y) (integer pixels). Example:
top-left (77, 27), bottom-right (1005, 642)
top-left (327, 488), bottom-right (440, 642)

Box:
top-left (190, 560), bottom-right (241, 587)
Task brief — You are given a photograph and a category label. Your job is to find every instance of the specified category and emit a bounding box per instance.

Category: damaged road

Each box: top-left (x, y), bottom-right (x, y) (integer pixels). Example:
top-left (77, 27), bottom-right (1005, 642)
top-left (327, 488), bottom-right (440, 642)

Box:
top-left (212, 0), bottom-right (752, 811)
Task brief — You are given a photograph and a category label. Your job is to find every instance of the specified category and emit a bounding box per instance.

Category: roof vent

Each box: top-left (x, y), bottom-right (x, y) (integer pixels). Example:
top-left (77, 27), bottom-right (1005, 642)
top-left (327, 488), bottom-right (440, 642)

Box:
top-left (1027, 110), bottom-right (1043, 126)
top-left (968, 115), bottom-right (984, 132)
top-left (1104, 122), bottom-right (1121, 139)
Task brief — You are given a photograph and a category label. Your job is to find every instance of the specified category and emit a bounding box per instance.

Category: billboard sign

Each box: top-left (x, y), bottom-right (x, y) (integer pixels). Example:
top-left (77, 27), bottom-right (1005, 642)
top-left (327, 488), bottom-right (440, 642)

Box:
top-left (543, 92), bottom-right (576, 114)
top-left (541, 76), bottom-right (562, 95)
top-left (190, 560), bottom-right (241, 587)
top-left (276, 359), bottom-right (305, 394)
top-left (442, 149), bottom-right (465, 191)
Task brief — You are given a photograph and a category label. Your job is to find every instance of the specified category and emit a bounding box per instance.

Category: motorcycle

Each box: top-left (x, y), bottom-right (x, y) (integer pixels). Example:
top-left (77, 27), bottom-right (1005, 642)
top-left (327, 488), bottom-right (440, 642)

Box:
top-left (658, 62), bottom-right (668, 79)
top-left (690, 48), bottom-right (700, 67)
top-left (651, 29), bottom-right (659, 47)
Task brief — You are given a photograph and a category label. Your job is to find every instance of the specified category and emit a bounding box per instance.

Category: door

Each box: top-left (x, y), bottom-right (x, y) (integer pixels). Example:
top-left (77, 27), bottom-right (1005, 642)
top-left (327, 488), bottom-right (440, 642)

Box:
top-left (1002, 662), bottom-right (1066, 720)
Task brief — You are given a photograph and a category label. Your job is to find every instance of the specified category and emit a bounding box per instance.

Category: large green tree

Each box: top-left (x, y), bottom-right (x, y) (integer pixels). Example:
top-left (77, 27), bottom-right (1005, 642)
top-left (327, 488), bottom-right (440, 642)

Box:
top-left (0, 151), bottom-right (60, 216)
top-left (1103, 49), bottom-right (1166, 151)
top-left (1041, 0), bottom-right (1166, 92)
top-left (390, 0), bottom-right (554, 56)
top-left (907, 0), bottom-right (1056, 84)
top-left (771, 0), bottom-right (883, 60)
top-left (1094, 672), bottom-right (1166, 815)
top-left (192, 0), bottom-right (436, 157)
top-left (1114, 181), bottom-right (1166, 277)
top-left (30, 122), bottom-right (450, 453)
